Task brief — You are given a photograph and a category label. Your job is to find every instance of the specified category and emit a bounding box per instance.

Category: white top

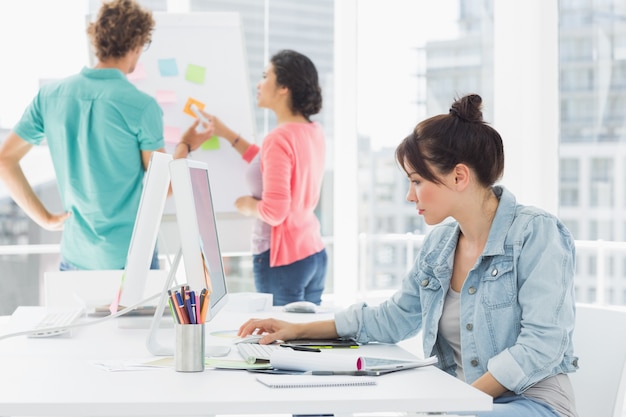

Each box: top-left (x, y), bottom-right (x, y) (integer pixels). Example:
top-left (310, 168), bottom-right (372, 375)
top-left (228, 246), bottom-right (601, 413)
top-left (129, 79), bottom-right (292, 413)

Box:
top-left (438, 287), bottom-right (464, 381)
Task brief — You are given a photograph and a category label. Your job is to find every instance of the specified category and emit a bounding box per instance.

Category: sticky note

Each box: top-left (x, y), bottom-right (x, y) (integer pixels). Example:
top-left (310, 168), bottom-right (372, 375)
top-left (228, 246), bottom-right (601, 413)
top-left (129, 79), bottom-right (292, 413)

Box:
top-left (127, 62), bottom-right (146, 81)
top-left (183, 97), bottom-right (205, 118)
top-left (158, 58), bottom-right (178, 77)
top-left (156, 90), bottom-right (177, 104)
top-left (201, 136), bottom-right (220, 150)
top-left (163, 126), bottom-right (181, 144)
top-left (185, 64), bottom-right (206, 84)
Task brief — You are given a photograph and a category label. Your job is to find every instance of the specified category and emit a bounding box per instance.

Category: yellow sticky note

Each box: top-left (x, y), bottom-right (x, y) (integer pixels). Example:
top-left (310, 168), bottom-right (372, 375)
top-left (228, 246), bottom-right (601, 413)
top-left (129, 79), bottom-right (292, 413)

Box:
top-left (201, 136), bottom-right (220, 150)
top-left (185, 64), bottom-right (206, 84)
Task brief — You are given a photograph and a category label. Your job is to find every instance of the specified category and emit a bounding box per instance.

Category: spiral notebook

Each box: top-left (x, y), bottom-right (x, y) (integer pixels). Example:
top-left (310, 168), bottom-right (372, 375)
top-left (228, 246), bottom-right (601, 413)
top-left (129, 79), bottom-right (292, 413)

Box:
top-left (256, 374), bottom-right (377, 389)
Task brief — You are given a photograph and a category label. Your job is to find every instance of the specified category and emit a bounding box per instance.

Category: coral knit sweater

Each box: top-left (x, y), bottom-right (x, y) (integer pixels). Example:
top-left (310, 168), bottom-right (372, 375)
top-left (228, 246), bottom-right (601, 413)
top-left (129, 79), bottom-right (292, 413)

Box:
top-left (257, 121), bottom-right (326, 267)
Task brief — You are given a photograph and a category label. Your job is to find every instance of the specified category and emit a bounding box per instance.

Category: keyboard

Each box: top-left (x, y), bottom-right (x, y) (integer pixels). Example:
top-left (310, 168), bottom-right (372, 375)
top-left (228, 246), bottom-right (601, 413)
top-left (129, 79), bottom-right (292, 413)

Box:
top-left (236, 342), bottom-right (281, 362)
top-left (28, 308), bottom-right (85, 338)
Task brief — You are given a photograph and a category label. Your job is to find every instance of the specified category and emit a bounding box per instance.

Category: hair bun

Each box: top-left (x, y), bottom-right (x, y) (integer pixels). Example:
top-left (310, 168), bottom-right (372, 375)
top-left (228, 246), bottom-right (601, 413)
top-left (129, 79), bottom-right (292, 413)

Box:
top-left (449, 94), bottom-right (483, 123)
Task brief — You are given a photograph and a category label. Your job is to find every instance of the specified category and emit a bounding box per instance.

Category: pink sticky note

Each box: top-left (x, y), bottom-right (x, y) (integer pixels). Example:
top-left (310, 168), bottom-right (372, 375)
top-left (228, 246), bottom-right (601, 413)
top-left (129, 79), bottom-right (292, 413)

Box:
top-left (164, 126), bottom-right (181, 144)
top-left (127, 62), bottom-right (146, 81)
top-left (156, 90), bottom-right (177, 104)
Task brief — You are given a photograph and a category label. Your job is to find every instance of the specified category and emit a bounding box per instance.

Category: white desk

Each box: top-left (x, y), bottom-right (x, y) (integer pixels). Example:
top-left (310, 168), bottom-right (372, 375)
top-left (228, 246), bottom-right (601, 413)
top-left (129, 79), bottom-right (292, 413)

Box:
top-left (0, 306), bottom-right (492, 416)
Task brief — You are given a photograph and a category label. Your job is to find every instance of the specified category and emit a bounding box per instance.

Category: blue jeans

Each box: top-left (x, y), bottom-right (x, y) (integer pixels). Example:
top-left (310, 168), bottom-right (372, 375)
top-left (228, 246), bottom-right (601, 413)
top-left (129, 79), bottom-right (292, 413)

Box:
top-left (458, 395), bottom-right (560, 417)
top-left (253, 248), bottom-right (327, 306)
top-left (60, 249), bottom-right (160, 271)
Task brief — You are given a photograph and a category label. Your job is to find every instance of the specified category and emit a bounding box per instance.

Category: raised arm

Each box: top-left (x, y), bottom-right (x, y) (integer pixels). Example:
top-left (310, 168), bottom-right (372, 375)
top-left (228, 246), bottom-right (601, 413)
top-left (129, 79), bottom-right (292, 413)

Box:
top-left (199, 109), bottom-right (258, 160)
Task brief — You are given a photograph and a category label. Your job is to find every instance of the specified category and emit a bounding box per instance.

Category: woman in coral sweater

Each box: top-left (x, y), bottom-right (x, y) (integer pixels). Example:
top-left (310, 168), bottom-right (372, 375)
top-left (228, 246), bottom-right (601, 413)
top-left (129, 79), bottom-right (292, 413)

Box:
top-left (203, 49), bottom-right (326, 306)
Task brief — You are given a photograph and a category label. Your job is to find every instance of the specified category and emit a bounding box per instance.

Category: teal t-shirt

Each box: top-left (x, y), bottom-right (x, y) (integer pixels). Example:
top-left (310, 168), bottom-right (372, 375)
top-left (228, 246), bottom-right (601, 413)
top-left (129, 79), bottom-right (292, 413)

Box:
top-left (13, 67), bottom-right (164, 269)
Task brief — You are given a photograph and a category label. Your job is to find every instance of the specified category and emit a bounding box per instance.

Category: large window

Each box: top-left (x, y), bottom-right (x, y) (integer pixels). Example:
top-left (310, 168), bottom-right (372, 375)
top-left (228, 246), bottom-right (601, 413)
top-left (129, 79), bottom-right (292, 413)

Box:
top-left (2, 1), bottom-right (626, 315)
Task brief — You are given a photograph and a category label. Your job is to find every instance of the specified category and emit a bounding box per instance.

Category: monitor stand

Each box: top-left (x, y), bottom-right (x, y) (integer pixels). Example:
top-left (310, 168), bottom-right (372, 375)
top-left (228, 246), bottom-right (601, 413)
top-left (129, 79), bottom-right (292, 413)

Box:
top-left (146, 249), bottom-right (181, 356)
top-left (145, 249), bottom-right (229, 357)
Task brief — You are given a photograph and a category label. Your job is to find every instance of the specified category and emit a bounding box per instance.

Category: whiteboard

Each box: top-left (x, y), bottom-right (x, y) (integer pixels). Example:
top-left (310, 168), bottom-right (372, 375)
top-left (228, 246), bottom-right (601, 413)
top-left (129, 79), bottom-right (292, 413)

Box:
top-left (128, 12), bottom-right (256, 213)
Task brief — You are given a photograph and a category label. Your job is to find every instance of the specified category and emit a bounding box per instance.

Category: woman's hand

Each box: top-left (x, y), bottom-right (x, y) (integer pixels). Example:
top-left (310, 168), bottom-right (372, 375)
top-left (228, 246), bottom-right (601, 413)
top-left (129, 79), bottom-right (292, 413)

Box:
top-left (238, 318), bottom-right (300, 345)
top-left (235, 195), bottom-right (259, 217)
top-left (198, 110), bottom-right (240, 145)
top-left (180, 119), bottom-right (216, 152)
top-left (200, 111), bottom-right (225, 137)
top-left (238, 318), bottom-right (339, 345)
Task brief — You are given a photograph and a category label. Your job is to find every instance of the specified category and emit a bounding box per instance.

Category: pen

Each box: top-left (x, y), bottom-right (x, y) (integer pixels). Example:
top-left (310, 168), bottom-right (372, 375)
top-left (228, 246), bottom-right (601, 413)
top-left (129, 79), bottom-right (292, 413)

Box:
top-left (301, 345), bottom-right (359, 349)
top-left (280, 345), bottom-right (321, 352)
top-left (185, 290), bottom-right (196, 324)
top-left (199, 288), bottom-right (207, 313)
top-left (169, 290), bottom-right (185, 323)
top-left (167, 294), bottom-right (180, 323)
top-left (311, 370), bottom-right (374, 376)
top-left (175, 291), bottom-right (190, 324)
top-left (195, 293), bottom-right (201, 324)
top-left (200, 290), bottom-right (210, 323)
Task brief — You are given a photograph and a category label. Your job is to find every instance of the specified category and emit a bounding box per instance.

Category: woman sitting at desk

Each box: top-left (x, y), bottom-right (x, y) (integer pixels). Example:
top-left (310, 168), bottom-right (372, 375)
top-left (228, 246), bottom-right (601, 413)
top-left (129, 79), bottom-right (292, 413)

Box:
top-left (238, 94), bottom-right (579, 417)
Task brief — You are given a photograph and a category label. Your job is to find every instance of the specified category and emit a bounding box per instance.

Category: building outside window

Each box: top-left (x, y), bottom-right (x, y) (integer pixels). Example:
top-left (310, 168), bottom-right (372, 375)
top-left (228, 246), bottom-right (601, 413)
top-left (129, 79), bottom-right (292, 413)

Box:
top-left (3, 1), bottom-right (626, 315)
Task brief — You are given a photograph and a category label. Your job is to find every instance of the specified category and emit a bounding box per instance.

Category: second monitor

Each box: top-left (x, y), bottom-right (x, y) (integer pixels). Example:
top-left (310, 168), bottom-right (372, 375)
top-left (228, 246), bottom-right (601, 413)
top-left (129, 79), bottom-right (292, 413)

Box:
top-left (169, 158), bottom-right (229, 322)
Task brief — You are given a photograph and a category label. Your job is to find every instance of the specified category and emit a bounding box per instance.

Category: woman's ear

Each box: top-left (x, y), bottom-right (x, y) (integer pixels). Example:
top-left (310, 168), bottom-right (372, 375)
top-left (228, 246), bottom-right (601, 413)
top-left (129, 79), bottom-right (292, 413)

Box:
top-left (277, 84), bottom-right (290, 97)
top-left (454, 164), bottom-right (471, 189)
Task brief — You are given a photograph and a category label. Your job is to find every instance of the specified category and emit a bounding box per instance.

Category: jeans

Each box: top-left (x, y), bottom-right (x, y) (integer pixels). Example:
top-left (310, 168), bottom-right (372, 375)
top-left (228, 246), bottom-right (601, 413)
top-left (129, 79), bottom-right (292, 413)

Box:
top-left (253, 248), bottom-right (327, 306)
top-left (458, 395), bottom-right (561, 417)
top-left (60, 249), bottom-right (160, 271)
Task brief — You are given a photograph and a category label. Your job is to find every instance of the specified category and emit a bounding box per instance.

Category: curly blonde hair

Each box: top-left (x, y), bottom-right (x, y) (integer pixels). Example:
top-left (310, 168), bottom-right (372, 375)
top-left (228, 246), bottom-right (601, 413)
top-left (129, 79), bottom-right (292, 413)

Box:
top-left (87, 0), bottom-right (154, 61)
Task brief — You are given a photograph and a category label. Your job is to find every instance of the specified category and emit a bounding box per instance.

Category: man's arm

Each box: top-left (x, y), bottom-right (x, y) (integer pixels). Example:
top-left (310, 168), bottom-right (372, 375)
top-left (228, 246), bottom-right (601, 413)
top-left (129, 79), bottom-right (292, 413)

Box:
top-left (0, 132), bottom-right (70, 230)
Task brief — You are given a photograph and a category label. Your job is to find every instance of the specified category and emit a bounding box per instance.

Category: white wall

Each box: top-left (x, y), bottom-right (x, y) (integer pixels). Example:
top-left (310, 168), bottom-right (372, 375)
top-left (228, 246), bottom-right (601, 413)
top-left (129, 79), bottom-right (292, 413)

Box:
top-left (494, 0), bottom-right (559, 214)
top-left (0, 1), bottom-right (89, 128)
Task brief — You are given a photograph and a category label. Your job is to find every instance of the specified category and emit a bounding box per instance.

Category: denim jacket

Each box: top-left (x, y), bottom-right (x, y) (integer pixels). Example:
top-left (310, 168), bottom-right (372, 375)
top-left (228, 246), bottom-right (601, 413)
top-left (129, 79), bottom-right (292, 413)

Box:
top-left (335, 186), bottom-right (579, 394)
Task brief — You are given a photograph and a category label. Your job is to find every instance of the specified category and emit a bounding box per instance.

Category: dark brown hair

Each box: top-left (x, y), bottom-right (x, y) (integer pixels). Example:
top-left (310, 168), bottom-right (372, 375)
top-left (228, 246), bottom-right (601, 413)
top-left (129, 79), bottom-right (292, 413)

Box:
top-left (271, 49), bottom-right (322, 120)
top-left (87, 0), bottom-right (154, 61)
top-left (395, 94), bottom-right (504, 187)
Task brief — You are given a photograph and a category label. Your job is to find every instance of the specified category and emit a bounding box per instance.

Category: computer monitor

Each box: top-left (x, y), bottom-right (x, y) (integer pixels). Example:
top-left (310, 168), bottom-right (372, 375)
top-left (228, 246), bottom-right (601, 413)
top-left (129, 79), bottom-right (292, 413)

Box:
top-left (110, 152), bottom-right (172, 313)
top-left (145, 158), bottom-right (230, 356)
top-left (169, 158), bottom-right (229, 322)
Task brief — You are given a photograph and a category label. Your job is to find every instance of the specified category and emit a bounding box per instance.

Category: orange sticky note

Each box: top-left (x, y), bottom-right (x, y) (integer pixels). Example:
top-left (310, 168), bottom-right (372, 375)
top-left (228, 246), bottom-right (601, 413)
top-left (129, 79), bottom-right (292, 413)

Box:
top-left (183, 97), bottom-right (205, 118)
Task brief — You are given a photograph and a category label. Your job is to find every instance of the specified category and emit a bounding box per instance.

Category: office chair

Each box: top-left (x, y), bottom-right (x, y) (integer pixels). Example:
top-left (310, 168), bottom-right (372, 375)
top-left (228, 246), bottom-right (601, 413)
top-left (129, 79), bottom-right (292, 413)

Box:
top-left (570, 303), bottom-right (626, 417)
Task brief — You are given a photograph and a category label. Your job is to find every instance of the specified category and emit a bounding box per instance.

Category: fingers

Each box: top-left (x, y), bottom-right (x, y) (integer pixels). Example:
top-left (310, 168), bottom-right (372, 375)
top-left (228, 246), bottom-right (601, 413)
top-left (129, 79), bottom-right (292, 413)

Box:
top-left (238, 318), bottom-right (281, 337)
top-left (237, 318), bottom-right (295, 345)
top-left (238, 318), bottom-right (267, 336)
top-left (45, 211), bottom-right (71, 231)
top-left (199, 108), bottom-right (211, 120)
top-left (198, 110), bottom-right (230, 137)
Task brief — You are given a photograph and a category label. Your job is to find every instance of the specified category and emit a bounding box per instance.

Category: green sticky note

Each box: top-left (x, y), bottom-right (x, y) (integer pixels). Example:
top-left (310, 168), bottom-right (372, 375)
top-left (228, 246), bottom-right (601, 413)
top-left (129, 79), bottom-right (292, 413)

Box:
top-left (185, 64), bottom-right (206, 84)
top-left (201, 136), bottom-right (220, 150)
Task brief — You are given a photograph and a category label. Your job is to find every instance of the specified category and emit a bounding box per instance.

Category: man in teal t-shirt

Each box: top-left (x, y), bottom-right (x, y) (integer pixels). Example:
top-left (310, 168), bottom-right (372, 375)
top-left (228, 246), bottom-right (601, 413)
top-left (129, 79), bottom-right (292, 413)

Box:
top-left (0, 0), bottom-right (212, 270)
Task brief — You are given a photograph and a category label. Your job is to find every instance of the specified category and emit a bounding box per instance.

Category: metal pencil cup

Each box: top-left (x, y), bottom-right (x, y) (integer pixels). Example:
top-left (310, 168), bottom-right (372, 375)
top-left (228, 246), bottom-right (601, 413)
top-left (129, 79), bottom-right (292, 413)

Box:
top-left (175, 324), bottom-right (205, 372)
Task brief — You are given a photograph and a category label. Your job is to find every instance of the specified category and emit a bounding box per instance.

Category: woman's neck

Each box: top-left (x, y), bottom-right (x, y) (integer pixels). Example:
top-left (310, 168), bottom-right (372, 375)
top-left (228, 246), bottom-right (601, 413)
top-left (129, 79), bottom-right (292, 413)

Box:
top-left (457, 189), bottom-right (499, 246)
top-left (274, 106), bottom-right (308, 125)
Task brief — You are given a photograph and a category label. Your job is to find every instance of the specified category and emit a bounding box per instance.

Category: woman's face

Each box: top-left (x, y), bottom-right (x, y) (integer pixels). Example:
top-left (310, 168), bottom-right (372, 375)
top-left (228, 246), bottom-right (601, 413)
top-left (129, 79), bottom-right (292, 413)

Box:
top-left (404, 163), bottom-right (456, 225)
top-left (256, 63), bottom-right (281, 110)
